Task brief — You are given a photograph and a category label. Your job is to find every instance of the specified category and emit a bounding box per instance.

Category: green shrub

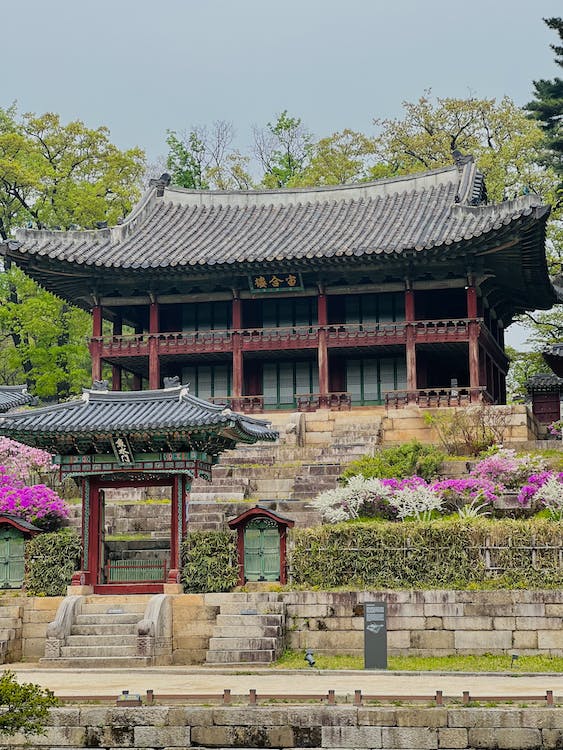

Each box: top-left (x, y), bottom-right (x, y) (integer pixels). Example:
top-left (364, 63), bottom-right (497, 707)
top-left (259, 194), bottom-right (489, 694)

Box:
top-left (181, 530), bottom-right (238, 593)
top-left (340, 440), bottom-right (444, 483)
top-left (0, 670), bottom-right (59, 736)
top-left (289, 517), bottom-right (563, 589)
top-left (24, 529), bottom-right (81, 596)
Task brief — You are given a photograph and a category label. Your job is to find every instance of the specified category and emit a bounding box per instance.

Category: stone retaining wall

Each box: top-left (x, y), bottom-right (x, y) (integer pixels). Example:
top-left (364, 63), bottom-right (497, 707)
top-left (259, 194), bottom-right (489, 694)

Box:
top-left (6, 589), bottom-right (563, 663)
top-left (282, 590), bottom-right (563, 657)
top-left (5, 705), bottom-right (563, 749)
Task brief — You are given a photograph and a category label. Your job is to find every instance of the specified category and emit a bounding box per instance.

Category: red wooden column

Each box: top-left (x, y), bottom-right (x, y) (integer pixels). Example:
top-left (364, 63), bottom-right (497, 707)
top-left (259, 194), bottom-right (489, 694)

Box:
top-left (111, 316), bottom-right (123, 391)
top-left (168, 476), bottom-right (180, 584)
top-left (148, 301), bottom-right (160, 390)
top-left (232, 296), bottom-right (243, 408)
top-left (466, 285), bottom-right (480, 400)
top-left (317, 291), bottom-right (329, 407)
top-left (404, 288), bottom-right (417, 392)
top-left (91, 304), bottom-right (103, 382)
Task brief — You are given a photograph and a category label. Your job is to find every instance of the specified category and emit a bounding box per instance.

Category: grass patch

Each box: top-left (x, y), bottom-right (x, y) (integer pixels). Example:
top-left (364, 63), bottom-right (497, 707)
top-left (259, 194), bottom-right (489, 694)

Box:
top-left (273, 650), bottom-right (563, 672)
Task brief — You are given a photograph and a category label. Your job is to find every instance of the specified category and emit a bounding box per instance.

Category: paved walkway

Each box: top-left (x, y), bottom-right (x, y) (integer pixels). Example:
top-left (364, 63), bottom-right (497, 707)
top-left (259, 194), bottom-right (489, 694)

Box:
top-left (6, 663), bottom-right (563, 700)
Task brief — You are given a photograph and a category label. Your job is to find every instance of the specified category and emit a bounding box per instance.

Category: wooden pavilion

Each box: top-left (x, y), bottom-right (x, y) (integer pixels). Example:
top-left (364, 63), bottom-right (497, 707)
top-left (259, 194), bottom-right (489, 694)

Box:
top-left (0, 156), bottom-right (556, 411)
top-left (0, 380), bottom-right (277, 593)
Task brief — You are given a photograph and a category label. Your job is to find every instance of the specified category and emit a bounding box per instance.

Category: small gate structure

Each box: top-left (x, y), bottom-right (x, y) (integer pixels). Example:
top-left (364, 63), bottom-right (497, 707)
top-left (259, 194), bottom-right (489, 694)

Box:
top-left (0, 514), bottom-right (41, 589)
top-left (229, 506), bottom-right (294, 585)
top-left (0, 381), bottom-right (277, 595)
top-left (525, 373), bottom-right (563, 425)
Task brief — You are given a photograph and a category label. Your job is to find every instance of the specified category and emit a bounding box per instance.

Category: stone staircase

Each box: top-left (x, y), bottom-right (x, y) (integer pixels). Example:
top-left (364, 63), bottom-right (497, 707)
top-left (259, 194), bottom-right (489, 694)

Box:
top-left (42, 594), bottom-right (172, 668)
top-left (0, 602), bottom-right (23, 664)
top-left (205, 593), bottom-right (285, 664)
top-left (189, 411), bottom-right (382, 505)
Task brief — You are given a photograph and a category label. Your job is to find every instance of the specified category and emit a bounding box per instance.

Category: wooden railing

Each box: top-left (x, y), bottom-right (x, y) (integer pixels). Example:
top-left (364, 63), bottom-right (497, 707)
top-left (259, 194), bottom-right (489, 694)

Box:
top-left (209, 395), bottom-right (265, 413)
top-left (295, 392), bottom-right (352, 412)
top-left (93, 318), bottom-right (485, 358)
top-left (105, 559), bottom-right (168, 583)
top-left (385, 386), bottom-right (493, 408)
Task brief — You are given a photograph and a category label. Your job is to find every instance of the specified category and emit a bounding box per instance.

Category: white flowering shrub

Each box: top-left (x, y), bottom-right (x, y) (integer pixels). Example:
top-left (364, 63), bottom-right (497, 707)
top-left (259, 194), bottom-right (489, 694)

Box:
top-left (534, 474), bottom-right (563, 519)
top-left (310, 476), bottom-right (394, 522)
top-left (389, 485), bottom-right (444, 521)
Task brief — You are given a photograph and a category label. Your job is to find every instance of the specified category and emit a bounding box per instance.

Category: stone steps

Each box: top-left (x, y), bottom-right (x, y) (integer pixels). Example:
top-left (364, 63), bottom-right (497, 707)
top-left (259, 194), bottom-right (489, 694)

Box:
top-left (71, 623), bottom-right (141, 636)
top-left (61, 644), bottom-right (138, 658)
top-left (66, 634), bottom-right (138, 647)
top-left (205, 600), bottom-right (286, 665)
top-left (206, 649), bottom-right (277, 664)
top-left (212, 625), bottom-right (282, 638)
top-left (75, 612), bottom-right (144, 626)
top-left (41, 656), bottom-right (153, 668)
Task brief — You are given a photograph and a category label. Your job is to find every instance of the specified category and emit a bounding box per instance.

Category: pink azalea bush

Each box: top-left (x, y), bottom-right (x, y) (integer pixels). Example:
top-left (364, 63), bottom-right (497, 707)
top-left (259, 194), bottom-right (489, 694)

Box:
top-left (0, 465), bottom-right (69, 531)
top-left (431, 477), bottom-right (500, 506)
top-left (469, 448), bottom-right (546, 491)
top-left (0, 437), bottom-right (56, 484)
top-left (518, 471), bottom-right (563, 508)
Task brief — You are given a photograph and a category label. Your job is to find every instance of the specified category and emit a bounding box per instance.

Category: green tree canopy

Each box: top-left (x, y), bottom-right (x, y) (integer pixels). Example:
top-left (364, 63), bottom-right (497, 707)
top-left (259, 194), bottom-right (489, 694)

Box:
top-left (526, 17), bottom-right (563, 199)
top-left (0, 107), bottom-right (145, 399)
top-left (166, 121), bottom-right (253, 190)
top-left (253, 110), bottom-right (312, 188)
top-left (0, 106), bottom-right (145, 236)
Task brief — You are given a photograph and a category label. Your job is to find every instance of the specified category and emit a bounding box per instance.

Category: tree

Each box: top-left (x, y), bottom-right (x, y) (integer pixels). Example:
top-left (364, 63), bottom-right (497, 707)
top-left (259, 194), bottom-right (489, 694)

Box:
top-left (0, 670), bottom-right (58, 736)
top-left (253, 110), bottom-right (312, 188)
top-left (166, 121), bottom-right (253, 190)
top-left (289, 129), bottom-right (380, 187)
top-left (505, 346), bottom-right (552, 402)
top-left (0, 107), bottom-right (144, 399)
top-left (0, 107), bottom-right (145, 236)
top-left (373, 92), bottom-right (557, 204)
top-left (526, 17), bottom-right (563, 199)
top-left (0, 267), bottom-right (91, 400)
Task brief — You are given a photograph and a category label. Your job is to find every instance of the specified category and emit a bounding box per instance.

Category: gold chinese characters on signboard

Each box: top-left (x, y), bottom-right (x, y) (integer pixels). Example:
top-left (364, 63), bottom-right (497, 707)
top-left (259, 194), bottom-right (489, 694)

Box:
top-left (110, 436), bottom-right (134, 464)
top-left (248, 273), bottom-right (304, 293)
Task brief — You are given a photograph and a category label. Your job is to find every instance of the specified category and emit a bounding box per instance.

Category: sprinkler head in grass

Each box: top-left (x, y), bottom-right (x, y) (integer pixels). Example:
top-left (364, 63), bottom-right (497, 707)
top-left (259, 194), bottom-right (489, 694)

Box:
top-left (304, 649), bottom-right (316, 667)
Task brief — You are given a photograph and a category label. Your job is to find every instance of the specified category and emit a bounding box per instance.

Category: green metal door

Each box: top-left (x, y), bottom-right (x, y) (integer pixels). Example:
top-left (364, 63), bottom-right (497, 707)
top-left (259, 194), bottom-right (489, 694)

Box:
top-left (243, 519), bottom-right (280, 581)
top-left (0, 527), bottom-right (25, 589)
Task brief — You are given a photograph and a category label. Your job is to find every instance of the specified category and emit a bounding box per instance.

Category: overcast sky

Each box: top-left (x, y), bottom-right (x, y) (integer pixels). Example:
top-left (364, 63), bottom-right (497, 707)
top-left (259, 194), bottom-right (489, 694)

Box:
top-left (4, 0), bottom-right (562, 347)
top-left (5, 0), bottom-right (562, 160)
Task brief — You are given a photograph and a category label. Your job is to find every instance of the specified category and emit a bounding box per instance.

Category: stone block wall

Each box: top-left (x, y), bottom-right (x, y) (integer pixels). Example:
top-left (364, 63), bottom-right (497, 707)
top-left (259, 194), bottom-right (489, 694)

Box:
top-left (381, 404), bottom-right (539, 445)
top-left (4, 705), bottom-right (563, 749)
top-left (172, 594), bottom-right (218, 664)
top-left (283, 590), bottom-right (563, 657)
top-left (0, 594), bottom-right (61, 662)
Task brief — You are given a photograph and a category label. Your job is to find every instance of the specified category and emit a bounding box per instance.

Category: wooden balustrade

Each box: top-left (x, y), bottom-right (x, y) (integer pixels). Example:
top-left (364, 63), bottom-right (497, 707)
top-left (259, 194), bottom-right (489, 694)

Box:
top-left (385, 386), bottom-right (492, 408)
top-left (209, 395), bottom-right (265, 413)
top-left (94, 319), bottom-right (486, 360)
top-left (295, 392), bottom-right (352, 412)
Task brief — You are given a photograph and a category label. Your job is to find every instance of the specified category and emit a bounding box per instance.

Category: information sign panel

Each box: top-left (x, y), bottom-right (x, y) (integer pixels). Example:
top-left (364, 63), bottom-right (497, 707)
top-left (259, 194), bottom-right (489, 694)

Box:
top-left (364, 601), bottom-right (387, 669)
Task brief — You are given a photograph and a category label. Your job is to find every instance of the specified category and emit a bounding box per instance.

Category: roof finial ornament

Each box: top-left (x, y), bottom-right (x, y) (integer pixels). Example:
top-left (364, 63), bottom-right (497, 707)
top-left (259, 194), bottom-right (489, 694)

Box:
top-left (92, 380), bottom-right (109, 391)
top-left (163, 376), bottom-right (180, 389)
top-left (149, 173), bottom-right (172, 197)
top-left (451, 149), bottom-right (474, 171)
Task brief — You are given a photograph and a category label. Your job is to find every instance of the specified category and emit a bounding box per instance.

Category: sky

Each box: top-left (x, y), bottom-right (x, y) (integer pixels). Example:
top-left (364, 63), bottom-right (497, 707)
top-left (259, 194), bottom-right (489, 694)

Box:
top-left (3, 0), bottom-right (562, 346)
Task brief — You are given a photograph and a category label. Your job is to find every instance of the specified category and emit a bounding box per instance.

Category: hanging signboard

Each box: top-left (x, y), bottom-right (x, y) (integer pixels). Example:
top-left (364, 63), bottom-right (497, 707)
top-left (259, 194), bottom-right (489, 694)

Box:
top-left (110, 436), bottom-right (134, 465)
top-left (248, 272), bottom-right (304, 293)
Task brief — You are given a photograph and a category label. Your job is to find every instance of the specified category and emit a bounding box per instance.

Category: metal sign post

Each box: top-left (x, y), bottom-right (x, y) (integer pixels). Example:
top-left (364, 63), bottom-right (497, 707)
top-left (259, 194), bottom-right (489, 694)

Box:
top-left (364, 601), bottom-right (387, 669)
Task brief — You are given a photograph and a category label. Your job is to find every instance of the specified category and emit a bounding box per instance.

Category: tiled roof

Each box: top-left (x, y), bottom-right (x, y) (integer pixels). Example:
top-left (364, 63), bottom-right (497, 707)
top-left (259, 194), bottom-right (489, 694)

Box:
top-left (0, 385), bottom-right (33, 413)
top-left (544, 344), bottom-right (563, 379)
top-left (525, 372), bottom-right (563, 392)
top-left (0, 385), bottom-right (278, 445)
top-left (5, 163), bottom-right (548, 270)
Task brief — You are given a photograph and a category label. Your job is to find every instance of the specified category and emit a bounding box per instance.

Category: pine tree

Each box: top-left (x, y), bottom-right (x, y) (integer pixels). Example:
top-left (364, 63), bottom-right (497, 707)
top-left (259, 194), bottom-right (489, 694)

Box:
top-left (526, 18), bottom-right (563, 201)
